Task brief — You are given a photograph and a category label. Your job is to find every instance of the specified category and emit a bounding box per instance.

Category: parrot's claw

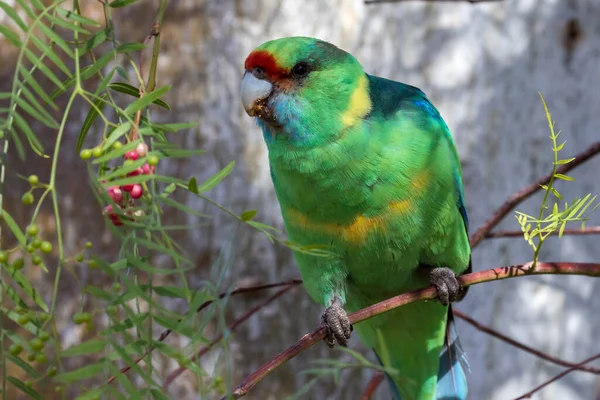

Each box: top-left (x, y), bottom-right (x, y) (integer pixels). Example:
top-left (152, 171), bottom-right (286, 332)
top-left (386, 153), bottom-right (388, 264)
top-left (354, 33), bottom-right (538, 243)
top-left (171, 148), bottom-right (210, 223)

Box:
top-left (321, 297), bottom-right (353, 348)
top-left (429, 267), bottom-right (462, 306)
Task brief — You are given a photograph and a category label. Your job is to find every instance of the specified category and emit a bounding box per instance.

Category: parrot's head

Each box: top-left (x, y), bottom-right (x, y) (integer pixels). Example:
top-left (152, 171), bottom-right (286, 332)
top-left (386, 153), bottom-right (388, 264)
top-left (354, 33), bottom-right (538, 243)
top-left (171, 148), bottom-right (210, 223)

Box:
top-left (241, 37), bottom-right (372, 147)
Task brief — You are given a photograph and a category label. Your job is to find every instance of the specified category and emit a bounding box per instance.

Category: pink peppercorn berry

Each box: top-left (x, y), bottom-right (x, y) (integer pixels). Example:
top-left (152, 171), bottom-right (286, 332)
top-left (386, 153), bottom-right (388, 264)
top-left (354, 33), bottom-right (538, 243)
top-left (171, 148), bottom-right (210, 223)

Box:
top-left (136, 143), bottom-right (148, 157)
top-left (130, 184), bottom-right (143, 199)
top-left (104, 205), bottom-right (123, 226)
top-left (124, 151), bottom-right (139, 161)
top-left (142, 164), bottom-right (155, 175)
top-left (121, 184), bottom-right (134, 192)
top-left (107, 186), bottom-right (122, 203)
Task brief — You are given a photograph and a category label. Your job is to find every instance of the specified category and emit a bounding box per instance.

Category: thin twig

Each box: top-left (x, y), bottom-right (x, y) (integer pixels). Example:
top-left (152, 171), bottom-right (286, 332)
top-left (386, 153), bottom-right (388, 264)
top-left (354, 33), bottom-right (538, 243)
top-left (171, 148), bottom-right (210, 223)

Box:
top-left (453, 309), bottom-right (600, 374)
top-left (227, 262), bottom-right (600, 399)
top-left (484, 226), bottom-right (600, 239)
top-left (146, 0), bottom-right (167, 92)
top-left (513, 353), bottom-right (600, 400)
top-left (162, 285), bottom-right (296, 389)
top-left (470, 141), bottom-right (600, 247)
top-left (104, 279), bottom-right (301, 385)
top-left (360, 372), bottom-right (385, 400)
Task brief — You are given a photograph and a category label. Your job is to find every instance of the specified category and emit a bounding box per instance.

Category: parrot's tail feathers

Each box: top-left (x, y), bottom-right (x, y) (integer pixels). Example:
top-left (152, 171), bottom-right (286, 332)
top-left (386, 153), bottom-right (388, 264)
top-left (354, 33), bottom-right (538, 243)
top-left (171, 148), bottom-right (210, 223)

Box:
top-left (436, 306), bottom-right (469, 400)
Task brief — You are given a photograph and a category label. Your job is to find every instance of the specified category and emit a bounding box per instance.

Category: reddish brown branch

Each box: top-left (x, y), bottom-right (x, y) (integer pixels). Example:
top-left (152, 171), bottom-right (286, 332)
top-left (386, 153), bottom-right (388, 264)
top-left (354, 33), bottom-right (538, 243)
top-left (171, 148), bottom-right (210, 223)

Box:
top-left (360, 372), bottom-right (385, 400)
top-left (104, 279), bottom-right (301, 385)
top-left (513, 353), bottom-right (600, 400)
top-left (483, 226), bottom-right (600, 239)
top-left (453, 309), bottom-right (600, 374)
top-left (162, 284), bottom-right (295, 389)
top-left (469, 141), bottom-right (600, 248)
top-left (227, 262), bottom-right (600, 399)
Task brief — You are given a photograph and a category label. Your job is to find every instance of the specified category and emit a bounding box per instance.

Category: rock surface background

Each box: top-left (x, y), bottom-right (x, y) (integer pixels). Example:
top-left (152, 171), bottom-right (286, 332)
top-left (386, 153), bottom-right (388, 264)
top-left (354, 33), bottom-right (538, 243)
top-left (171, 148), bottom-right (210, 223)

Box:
top-left (2, 0), bottom-right (600, 399)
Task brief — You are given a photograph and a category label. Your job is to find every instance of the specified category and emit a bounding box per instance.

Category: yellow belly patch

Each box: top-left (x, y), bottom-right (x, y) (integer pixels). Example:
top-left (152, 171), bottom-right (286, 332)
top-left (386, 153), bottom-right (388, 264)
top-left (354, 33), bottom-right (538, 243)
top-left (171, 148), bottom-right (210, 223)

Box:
top-left (286, 199), bottom-right (412, 244)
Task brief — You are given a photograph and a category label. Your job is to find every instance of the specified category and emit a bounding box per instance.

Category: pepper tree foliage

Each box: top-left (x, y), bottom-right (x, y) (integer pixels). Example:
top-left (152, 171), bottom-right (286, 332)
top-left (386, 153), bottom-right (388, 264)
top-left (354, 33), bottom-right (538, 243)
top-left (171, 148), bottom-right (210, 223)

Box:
top-left (0, 0), bottom-right (309, 398)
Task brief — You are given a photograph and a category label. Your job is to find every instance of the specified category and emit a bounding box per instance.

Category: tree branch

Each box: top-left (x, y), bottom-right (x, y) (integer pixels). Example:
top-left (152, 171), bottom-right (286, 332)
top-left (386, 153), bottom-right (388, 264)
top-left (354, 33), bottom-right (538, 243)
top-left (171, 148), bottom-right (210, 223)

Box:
top-left (360, 372), bottom-right (385, 400)
top-left (453, 309), bottom-right (600, 374)
top-left (469, 141), bottom-right (600, 247)
top-left (227, 262), bottom-right (600, 399)
top-left (483, 226), bottom-right (600, 239)
top-left (513, 353), bottom-right (600, 400)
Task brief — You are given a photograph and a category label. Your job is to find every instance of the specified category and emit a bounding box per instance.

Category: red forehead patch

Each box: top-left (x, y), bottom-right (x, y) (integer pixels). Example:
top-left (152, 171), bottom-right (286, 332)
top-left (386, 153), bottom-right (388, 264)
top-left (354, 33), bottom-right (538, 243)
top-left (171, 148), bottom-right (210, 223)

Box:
top-left (244, 50), bottom-right (289, 80)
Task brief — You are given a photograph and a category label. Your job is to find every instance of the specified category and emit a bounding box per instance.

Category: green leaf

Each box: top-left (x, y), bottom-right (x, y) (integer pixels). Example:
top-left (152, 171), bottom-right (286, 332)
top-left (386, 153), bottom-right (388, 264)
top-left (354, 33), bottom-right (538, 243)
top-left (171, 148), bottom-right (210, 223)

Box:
top-left (78, 95), bottom-right (108, 152)
top-left (555, 140), bottom-right (566, 151)
top-left (7, 376), bottom-right (44, 400)
top-left (38, 22), bottom-right (74, 58)
top-left (188, 177), bottom-right (198, 194)
top-left (0, 24), bottom-right (22, 47)
top-left (116, 42), bottom-right (146, 54)
top-left (196, 161), bottom-right (235, 192)
top-left (61, 339), bottom-right (107, 357)
top-left (151, 122), bottom-right (197, 132)
top-left (47, 13), bottom-right (91, 35)
top-left (550, 187), bottom-right (563, 200)
top-left (101, 121), bottom-right (132, 151)
top-left (109, 0), bottom-right (140, 8)
top-left (13, 111), bottom-right (45, 155)
top-left (9, 270), bottom-right (49, 312)
top-left (17, 85), bottom-right (58, 128)
top-left (152, 285), bottom-right (190, 299)
top-left (1, 209), bottom-right (26, 246)
top-left (0, 1), bottom-right (27, 31)
top-left (241, 210), bottom-right (257, 221)
top-left (56, 8), bottom-right (102, 27)
top-left (109, 82), bottom-right (170, 109)
top-left (556, 157), bottom-right (576, 165)
top-left (8, 354), bottom-right (41, 379)
top-left (55, 362), bottom-right (108, 384)
top-left (23, 48), bottom-right (65, 89)
top-left (80, 27), bottom-right (111, 53)
top-left (75, 389), bottom-right (104, 400)
top-left (19, 65), bottom-right (57, 108)
top-left (30, 34), bottom-right (72, 77)
top-left (15, 97), bottom-right (57, 129)
top-left (123, 85), bottom-right (171, 115)
top-left (554, 173), bottom-right (574, 181)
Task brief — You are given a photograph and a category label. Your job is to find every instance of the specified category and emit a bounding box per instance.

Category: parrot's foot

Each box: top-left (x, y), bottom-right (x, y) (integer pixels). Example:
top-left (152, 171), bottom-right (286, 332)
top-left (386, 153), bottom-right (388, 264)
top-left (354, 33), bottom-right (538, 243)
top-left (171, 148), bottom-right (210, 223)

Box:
top-left (429, 267), bottom-right (462, 306)
top-left (321, 297), bottom-right (353, 348)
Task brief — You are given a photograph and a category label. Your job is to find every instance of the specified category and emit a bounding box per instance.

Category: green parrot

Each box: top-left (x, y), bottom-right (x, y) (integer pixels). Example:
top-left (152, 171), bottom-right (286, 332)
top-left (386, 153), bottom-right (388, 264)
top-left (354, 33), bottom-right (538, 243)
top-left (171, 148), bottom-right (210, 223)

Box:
top-left (241, 37), bottom-right (471, 400)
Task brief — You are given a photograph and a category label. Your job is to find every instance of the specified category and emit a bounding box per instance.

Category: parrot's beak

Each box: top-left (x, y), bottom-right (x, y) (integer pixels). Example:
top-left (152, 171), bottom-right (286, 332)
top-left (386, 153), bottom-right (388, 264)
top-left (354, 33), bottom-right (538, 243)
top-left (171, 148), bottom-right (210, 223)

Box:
top-left (241, 71), bottom-right (273, 116)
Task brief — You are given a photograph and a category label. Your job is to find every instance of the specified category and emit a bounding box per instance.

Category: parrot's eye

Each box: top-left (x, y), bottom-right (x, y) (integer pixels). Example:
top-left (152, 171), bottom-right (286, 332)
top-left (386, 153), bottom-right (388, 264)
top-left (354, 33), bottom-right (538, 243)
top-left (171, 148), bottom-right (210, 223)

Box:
top-left (251, 67), bottom-right (265, 80)
top-left (291, 62), bottom-right (311, 78)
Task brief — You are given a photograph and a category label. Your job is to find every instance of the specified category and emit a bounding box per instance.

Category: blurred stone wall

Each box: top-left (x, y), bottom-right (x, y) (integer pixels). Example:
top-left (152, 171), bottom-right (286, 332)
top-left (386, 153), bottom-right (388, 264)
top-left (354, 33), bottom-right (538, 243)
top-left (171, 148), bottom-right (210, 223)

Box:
top-left (2, 0), bottom-right (600, 399)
